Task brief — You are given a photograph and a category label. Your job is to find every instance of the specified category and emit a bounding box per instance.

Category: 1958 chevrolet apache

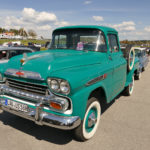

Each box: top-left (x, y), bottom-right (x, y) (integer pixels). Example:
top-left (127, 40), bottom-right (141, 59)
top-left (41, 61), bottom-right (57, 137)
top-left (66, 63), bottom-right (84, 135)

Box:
top-left (0, 26), bottom-right (138, 141)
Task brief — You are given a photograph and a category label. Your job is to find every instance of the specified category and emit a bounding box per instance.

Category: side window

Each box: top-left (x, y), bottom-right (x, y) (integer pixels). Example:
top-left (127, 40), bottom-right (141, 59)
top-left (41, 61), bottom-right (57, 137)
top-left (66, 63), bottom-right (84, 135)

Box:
top-left (54, 35), bottom-right (67, 49)
top-left (107, 34), bottom-right (119, 52)
top-left (9, 50), bottom-right (20, 58)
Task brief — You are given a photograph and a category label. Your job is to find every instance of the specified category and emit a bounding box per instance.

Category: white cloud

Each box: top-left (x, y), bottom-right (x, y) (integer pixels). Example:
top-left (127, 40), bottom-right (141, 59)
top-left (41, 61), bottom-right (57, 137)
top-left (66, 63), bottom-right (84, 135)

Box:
top-left (55, 21), bottom-right (70, 27)
top-left (22, 8), bottom-right (36, 19)
top-left (37, 25), bottom-right (52, 30)
top-left (93, 16), bottom-right (104, 21)
top-left (84, 1), bottom-right (92, 5)
top-left (112, 21), bottom-right (136, 31)
top-left (144, 26), bottom-right (150, 32)
top-left (22, 8), bottom-right (57, 23)
top-left (100, 21), bottom-right (150, 40)
top-left (0, 8), bottom-right (70, 38)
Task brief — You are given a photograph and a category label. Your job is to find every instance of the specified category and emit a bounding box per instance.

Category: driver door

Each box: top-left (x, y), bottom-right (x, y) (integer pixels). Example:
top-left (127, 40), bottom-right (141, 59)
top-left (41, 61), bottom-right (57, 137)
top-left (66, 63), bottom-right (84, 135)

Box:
top-left (107, 34), bottom-right (126, 98)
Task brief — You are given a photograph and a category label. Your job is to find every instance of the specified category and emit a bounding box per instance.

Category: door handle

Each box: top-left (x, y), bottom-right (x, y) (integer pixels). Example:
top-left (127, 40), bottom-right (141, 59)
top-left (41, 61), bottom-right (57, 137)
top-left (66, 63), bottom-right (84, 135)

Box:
top-left (109, 55), bottom-right (112, 60)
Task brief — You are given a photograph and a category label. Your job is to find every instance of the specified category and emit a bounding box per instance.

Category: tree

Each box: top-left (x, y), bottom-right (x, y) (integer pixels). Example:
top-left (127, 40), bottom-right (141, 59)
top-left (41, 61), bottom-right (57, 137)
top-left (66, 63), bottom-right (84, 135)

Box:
top-left (28, 29), bottom-right (37, 38)
top-left (9, 29), bottom-right (19, 35)
top-left (0, 27), bottom-right (3, 33)
top-left (19, 28), bottom-right (28, 37)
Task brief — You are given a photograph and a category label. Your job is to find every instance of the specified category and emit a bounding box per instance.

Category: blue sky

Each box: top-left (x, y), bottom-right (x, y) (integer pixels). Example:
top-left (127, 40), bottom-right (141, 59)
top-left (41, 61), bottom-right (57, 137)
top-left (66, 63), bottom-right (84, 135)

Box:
top-left (0, 0), bottom-right (150, 40)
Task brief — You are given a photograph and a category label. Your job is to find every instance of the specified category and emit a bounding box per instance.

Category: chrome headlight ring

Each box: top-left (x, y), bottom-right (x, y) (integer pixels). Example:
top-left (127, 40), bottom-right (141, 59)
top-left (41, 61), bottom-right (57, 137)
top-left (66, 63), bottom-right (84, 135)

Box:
top-left (47, 78), bottom-right (70, 95)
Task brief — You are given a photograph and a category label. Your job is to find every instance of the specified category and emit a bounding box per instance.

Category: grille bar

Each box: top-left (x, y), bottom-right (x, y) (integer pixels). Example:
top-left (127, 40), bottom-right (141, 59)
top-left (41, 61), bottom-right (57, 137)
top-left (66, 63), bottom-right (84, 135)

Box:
top-left (6, 78), bottom-right (48, 96)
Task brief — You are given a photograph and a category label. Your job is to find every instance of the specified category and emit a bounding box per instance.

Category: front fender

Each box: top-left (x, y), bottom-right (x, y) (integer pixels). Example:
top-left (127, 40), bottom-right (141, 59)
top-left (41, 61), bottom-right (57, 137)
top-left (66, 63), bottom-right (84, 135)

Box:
top-left (71, 81), bottom-right (107, 120)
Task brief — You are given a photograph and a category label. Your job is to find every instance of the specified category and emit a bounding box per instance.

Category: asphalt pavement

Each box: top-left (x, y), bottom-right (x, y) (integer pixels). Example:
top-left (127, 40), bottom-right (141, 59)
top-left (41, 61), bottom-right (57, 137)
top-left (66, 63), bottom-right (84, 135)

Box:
top-left (0, 64), bottom-right (150, 150)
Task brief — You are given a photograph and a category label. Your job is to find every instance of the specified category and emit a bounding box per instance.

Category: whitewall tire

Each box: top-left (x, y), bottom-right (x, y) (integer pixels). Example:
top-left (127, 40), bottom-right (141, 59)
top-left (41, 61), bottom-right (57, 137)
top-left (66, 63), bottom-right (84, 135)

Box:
top-left (74, 97), bottom-right (101, 141)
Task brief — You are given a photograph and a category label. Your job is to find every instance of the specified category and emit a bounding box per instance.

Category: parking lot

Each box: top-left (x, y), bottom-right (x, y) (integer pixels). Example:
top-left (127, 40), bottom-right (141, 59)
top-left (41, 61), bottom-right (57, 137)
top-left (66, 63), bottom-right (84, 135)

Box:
top-left (0, 64), bottom-right (150, 150)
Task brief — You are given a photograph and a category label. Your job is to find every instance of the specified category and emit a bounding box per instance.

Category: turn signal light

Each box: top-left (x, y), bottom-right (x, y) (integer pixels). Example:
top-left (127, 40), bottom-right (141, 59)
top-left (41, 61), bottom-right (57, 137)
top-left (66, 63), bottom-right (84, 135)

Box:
top-left (50, 102), bottom-right (62, 110)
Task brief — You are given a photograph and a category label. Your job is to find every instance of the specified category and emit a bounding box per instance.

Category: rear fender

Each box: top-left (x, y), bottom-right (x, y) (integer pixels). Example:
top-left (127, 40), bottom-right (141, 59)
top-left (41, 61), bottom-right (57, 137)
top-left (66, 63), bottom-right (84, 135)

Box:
top-left (125, 68), bottom-right (135, 87)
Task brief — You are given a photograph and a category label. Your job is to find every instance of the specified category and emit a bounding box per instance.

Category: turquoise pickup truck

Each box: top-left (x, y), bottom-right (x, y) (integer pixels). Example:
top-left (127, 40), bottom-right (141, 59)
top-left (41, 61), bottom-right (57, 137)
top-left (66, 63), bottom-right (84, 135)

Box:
top-left (0, 26), bottom-right (139, 141)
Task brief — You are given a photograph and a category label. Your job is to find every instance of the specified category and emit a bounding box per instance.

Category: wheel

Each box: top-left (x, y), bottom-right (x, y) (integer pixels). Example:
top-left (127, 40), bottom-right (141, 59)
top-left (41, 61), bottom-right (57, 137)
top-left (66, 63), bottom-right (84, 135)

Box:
top-left (122, 45), bottom-right (135, 72)
top-left (142, 67), bottom-right (145, 72)
top-left (135, 71), bottom-right (141, 80)
top-left (73, 97), bottom-right (101, 141)
top-left (123, 76), bottom-right (134, 96)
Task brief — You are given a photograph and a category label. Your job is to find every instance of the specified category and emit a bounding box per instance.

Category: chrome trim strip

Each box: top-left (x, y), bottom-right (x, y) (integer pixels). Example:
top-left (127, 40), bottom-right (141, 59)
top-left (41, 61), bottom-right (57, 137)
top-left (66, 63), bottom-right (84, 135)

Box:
top-left (5, 69), bottom-right (44, 81)
top-left (86, 74), bottom-right (107, 86)
top-left (8, 84), bottom-right (46, 95)
top-left (0, 100), bottom-right (81, 130)
top-left (8, 80), bottom-right (46, 91)
top-left (6, 78), bottom-right (47, 87)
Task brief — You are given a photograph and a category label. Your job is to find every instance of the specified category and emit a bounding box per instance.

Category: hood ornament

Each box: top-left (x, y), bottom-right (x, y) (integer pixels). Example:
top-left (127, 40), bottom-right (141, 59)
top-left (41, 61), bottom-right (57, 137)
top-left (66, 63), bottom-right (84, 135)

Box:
top-left (20, 52), bottom-right (49, 66)
top-left (20, 53), bottom-right (28, 65)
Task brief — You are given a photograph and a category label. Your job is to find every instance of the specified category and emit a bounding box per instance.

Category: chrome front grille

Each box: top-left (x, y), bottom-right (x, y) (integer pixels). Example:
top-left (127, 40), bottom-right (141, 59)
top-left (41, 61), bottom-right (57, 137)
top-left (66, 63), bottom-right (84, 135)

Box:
top-left (6, 78), bottom-right (48, 96)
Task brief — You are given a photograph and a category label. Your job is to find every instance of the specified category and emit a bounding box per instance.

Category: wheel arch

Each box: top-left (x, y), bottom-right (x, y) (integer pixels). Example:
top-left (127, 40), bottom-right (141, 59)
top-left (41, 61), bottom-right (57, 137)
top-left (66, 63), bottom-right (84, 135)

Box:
top-left (88, 86), bottom-right (107, 113)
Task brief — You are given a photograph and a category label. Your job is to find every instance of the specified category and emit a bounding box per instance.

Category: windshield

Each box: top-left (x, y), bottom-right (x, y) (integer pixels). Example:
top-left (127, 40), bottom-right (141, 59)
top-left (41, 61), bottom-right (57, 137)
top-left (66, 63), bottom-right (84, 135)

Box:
top-left (49, 28), bottom-right (107, 52)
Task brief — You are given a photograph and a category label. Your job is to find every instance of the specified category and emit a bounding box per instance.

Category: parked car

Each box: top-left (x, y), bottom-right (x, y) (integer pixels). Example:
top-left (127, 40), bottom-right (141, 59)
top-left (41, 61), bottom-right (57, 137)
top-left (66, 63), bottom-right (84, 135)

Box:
top-left (146, 48), bottom-right (150, 56)
top-left (0, 25), bottom-right (138, 141)
top-left (121, 46), bottom-right (141, 80)
top-left (134, 47), bottom-right (149, 71)
top-left (0, 47), bottom-right (34, 64)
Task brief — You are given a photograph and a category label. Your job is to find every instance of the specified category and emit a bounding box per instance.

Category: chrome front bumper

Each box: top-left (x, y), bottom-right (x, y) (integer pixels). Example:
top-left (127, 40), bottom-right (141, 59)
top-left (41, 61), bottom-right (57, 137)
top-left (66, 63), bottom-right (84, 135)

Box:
top-left (0, 100), bottom-right (81, 130)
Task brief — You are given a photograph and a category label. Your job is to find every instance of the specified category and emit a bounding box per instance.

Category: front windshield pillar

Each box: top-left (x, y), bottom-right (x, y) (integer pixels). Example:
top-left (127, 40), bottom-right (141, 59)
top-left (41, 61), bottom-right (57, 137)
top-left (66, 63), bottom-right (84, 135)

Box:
top-left (95, 33), bottom-right (101, 52)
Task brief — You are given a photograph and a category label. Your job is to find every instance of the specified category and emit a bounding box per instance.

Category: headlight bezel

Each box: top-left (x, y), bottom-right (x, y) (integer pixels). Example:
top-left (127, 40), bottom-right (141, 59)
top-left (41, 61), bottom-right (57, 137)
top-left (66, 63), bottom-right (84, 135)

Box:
top-left (47, 78), bottom-right (70, 95)
top-left (0, 73), bottom-right (5, 82)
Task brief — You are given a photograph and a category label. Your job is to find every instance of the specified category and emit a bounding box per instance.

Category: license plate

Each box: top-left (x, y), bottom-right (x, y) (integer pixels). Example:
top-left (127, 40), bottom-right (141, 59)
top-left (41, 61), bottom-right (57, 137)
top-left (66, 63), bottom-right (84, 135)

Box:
top-left (5, 99), bottom-right (28, 113)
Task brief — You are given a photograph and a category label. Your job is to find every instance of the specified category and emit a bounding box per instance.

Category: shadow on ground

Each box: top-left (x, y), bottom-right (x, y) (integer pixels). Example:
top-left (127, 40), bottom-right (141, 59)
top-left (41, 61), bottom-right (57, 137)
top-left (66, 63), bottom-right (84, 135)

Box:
top-left (0, 92), bottom-right (125, 144)
top-left (0, 111), bottom-right (73, 145)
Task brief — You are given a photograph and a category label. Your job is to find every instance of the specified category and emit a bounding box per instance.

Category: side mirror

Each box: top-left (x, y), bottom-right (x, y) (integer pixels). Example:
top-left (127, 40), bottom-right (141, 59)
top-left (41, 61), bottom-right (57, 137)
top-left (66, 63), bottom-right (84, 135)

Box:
top-left (114, 46), bottom-right (119, 52)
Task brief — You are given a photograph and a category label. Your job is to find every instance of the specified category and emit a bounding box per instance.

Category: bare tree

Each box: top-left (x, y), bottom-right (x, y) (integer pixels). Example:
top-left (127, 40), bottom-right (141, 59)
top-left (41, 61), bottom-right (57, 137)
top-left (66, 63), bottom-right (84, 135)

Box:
top-left (28, 29), bottom-right (37, 38)
top-left (19, 28), bottom-right (28, 37)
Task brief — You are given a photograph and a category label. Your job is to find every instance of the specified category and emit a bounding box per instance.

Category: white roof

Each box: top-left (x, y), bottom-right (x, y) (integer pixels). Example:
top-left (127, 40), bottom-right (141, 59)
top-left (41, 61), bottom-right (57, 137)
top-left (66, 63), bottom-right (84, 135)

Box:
top-left (133, 47), bottom-right (146, 51)
top-left (0, 47), bottom-right (34, 52)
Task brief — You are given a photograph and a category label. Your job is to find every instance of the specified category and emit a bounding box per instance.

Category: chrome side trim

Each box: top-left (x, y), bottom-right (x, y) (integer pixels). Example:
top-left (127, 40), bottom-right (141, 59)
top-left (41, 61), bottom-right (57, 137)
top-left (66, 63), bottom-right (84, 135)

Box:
top-left (86, 74), bottom-right (107, 86)
top-left (0, 100), bottom-right (81, 130)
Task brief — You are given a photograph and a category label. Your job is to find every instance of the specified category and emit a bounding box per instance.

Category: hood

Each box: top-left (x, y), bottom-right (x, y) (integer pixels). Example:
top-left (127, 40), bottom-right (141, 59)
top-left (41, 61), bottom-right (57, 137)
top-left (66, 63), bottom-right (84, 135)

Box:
top-left (6, 49), bottom-right (106, 79)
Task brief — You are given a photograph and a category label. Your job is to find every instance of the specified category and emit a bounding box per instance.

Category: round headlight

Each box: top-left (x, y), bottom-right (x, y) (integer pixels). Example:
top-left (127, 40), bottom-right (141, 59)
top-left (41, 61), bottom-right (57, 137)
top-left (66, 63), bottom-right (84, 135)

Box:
top-left (60, 81), bottom-right (70, 94)
top-left (50, 80), bottom-right (59, 91)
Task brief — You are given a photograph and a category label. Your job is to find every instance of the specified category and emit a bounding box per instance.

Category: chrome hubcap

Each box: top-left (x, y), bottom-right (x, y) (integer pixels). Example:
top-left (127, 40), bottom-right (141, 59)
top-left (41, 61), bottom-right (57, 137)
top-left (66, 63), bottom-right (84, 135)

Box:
top-left (88, 112), bottom-right (97, 128)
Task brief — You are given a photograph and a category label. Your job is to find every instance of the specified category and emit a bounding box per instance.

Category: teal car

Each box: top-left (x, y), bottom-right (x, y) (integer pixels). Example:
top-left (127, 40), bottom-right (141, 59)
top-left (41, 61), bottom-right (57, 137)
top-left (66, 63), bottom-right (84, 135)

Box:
top-left (0, 26), bottom-right (137, 141)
